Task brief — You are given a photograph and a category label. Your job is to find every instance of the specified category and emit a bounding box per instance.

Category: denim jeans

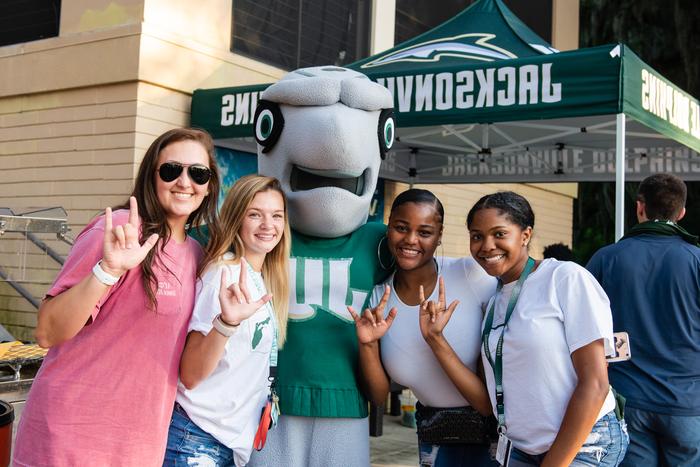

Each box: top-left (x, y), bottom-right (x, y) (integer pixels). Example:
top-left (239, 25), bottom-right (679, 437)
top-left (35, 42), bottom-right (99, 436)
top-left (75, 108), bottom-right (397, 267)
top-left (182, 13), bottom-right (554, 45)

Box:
top-left (508, 411), bottom-right (629, 466)
top-left (418, 440), bottom-right (498, 467)
top-left (163, 404), bottom-right (236, 467)
top-left (620, 406), bottom-right (700, 467)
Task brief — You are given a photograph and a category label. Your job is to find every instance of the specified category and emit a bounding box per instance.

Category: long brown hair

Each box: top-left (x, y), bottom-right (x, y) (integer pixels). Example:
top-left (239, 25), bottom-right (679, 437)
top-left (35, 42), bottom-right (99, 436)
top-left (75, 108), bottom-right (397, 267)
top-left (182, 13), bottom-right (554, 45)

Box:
top-left (118, 128), bottom-right (222, 310)
top-left (203, 175), bottom-right (290, 346)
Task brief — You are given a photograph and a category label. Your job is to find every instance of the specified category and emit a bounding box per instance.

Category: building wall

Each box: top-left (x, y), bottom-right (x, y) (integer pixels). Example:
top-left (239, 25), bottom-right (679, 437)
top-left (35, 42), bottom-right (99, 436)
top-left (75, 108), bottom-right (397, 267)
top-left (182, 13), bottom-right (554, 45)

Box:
top-left (0, 83), bottom-right (139, 340)
top-left (0, 80), bottom-right (202, 340)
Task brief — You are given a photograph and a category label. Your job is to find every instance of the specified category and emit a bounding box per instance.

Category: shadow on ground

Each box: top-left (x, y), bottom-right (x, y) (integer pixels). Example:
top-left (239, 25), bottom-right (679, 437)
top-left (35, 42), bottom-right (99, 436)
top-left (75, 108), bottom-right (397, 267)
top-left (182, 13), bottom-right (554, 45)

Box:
top-left (370, 414), bottom-right (418, 467)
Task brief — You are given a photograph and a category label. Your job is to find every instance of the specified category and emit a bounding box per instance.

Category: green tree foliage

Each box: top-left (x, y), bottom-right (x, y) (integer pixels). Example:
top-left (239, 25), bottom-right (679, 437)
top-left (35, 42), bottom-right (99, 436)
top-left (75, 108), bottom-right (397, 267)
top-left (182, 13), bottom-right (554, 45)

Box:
top-left (575, 0), bottom-right (700, 263)
top-left (581, 0), bottom-right (700, 96)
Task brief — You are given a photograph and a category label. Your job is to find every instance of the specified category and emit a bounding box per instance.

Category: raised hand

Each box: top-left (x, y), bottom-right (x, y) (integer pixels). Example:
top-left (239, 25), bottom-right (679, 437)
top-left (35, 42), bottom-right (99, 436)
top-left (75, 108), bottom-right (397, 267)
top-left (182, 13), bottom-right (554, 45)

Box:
top-left (218, 257), bottom-right (272, 326)
top-left (419, 276), bottom-right (459, 341)
top-left (347, 285), bottom-right (398, 345)
top-left (101, 196), bottom-right (159, 278)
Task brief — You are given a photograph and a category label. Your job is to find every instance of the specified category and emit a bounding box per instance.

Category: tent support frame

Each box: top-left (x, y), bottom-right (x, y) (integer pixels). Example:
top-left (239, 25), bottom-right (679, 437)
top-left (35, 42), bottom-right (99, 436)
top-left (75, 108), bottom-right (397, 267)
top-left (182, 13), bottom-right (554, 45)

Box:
top-left (615, 113), bottom-right (626, 241)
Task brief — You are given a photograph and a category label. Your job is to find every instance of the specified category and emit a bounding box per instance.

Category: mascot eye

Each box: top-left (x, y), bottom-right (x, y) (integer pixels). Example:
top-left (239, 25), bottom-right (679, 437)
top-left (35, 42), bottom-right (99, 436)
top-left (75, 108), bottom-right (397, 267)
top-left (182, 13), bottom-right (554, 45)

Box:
top-left (254, 100), bottom-right (284, 153)
top-left (257, 111), bottom-right (274, 139)
top-left (377, 109), bottom-right (395, 160)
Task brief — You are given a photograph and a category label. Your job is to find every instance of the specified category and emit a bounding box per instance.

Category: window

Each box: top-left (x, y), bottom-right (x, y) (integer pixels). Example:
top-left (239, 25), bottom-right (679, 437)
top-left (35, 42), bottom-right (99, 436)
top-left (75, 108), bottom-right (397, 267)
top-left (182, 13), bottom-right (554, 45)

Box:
top-left (232, 0), bottom-right (370, 70)
top-left (0, 0), bottom-right (61, 47)
top-left (395, 0), bottom-right (552, 45)
top-left (395, 0), bottom-right (468, 45)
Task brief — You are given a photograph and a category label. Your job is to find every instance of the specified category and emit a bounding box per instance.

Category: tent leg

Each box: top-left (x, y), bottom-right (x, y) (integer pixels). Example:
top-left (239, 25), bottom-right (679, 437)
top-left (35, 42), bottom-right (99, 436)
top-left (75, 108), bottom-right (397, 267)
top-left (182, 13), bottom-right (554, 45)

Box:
top-left (615, 113), bottom-right (626, 242)
top-left (409, 149), bottom-right (417, 188)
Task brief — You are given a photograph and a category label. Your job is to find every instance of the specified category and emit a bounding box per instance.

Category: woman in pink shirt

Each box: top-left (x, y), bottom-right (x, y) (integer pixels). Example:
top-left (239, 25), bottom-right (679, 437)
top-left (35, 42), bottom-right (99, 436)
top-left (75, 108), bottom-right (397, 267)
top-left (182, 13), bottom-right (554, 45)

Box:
top-left (13, 128), bottom-right (222, 467)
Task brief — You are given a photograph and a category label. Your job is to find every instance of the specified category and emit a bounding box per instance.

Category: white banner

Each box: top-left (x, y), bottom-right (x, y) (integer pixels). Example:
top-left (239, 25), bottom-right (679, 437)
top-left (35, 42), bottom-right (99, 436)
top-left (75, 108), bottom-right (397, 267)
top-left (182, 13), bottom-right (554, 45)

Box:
top-left (380, 146), bottom-right (700, 183)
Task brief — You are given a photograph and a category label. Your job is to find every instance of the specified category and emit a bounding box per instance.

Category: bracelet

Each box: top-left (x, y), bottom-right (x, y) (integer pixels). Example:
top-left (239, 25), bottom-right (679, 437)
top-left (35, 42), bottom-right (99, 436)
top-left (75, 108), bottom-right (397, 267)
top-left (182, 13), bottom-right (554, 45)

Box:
top-left (92, 260), bottom-right (121, 286)
top-left (212, 314), bottom-right (239, 337)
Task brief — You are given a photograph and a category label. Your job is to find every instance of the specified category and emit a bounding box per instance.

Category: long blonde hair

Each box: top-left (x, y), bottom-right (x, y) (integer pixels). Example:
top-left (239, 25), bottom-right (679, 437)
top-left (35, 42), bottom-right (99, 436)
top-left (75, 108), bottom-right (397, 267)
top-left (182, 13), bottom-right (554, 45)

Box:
top-left (203, 175), bottom-right (290, 346)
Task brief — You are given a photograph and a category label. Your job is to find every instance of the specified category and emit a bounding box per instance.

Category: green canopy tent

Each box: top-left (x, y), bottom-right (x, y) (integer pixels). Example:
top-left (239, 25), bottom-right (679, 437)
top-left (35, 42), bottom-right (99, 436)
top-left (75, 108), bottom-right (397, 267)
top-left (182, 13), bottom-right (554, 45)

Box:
top-left (191, 0), bottom-right (700, 239)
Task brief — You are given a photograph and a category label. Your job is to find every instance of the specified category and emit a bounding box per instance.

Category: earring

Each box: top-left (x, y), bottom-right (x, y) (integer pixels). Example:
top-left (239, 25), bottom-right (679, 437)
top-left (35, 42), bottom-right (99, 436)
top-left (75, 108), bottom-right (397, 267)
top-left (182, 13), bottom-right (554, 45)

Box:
top-left (377, 235), bottom-right (396, 270)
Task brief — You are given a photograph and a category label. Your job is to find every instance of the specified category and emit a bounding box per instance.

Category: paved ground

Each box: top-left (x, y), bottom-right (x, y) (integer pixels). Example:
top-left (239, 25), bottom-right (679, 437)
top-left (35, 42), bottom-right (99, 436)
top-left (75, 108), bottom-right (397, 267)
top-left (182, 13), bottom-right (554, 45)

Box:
top-left (370, 415), bottom-right (419, 467)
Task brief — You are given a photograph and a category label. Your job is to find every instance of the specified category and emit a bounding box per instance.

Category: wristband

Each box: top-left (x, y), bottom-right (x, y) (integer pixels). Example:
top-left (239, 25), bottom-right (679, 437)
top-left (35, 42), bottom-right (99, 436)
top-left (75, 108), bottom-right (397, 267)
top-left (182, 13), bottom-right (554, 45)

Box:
top-left (212, 314), bottom-right (239, 337)
top-left (92, 260), bottom-right (121, 286)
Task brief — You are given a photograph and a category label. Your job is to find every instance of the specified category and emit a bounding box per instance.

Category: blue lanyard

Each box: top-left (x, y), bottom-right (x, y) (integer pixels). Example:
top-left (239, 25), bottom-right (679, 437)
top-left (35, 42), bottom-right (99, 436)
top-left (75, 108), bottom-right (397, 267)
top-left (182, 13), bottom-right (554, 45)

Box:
top-left (482, 257), bottom-right (536, 429)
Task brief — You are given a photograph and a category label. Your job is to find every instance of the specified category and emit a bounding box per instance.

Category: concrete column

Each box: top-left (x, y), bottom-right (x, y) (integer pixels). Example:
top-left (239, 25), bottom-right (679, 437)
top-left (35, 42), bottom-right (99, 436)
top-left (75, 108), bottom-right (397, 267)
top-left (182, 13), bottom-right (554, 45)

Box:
top-left (551, 0), bottom-right (579, 51)
top-left (370, 0), bottom-right (396, 54)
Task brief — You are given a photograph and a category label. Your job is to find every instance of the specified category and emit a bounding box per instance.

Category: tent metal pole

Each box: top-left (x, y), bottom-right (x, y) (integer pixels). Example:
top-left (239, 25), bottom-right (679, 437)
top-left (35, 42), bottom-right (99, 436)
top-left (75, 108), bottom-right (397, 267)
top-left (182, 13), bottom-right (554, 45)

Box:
top-left (409, 149), bottom-right (417, 188)
top-left (615, 113), bottom-right (626, 241)
top-left (441, 125), bottom-right (481, 151)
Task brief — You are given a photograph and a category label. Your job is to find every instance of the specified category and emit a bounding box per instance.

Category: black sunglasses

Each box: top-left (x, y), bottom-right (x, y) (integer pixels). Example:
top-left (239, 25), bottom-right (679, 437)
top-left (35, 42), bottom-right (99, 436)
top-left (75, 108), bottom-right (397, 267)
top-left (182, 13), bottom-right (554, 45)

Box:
top-left (158, 162), bottom-right (212, 185)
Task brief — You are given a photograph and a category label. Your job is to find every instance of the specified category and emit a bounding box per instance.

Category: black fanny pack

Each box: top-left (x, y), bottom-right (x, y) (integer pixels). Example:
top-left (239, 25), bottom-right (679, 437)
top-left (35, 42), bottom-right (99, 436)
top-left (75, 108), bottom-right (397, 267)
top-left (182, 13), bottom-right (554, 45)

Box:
top-left (415, 402), bottom-right (497, 445)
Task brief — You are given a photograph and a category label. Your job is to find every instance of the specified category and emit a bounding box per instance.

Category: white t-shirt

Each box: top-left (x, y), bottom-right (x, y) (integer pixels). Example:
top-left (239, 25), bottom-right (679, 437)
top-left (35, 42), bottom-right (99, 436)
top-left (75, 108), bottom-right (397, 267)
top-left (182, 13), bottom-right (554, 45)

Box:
top-left (481, 258), bottom-right (616, 455)
top-left (176, 255), bottom-right (276, 467)
top-left (371, 257), bottom-right (497, 408)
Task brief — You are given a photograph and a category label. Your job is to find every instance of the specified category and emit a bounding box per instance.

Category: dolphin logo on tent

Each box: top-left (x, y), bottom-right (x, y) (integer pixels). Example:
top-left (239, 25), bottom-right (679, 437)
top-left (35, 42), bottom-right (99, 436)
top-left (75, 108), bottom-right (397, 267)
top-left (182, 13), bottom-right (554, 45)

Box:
top-left (360, 33), bottom-right (518, 68)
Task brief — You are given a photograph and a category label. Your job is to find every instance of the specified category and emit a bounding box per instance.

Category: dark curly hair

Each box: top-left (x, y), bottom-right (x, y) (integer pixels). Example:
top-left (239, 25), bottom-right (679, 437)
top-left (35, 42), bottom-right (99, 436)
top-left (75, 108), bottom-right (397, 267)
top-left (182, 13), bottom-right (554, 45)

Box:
top-left (542, 243), bottom-right (575, 261)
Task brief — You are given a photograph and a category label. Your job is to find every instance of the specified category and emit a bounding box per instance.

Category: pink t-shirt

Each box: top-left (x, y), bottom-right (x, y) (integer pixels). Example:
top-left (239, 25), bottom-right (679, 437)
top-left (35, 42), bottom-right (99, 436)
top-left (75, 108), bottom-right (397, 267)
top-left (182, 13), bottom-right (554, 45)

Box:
top-left (14, 210), bottom-right (203, 467)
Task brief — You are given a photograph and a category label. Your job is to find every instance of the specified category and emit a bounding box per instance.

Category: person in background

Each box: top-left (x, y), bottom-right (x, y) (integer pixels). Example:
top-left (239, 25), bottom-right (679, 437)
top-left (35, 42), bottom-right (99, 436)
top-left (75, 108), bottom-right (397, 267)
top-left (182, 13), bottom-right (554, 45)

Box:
top-left (14, 128), bottom-right (221, 466)
top-left (587, 173), bottom-right (700, 467)
top-left (542, 242), bottom-right (575, 262)
top-left (350, 188), bottom-right (498, 467)
top-left (466, 191), bottom-right (628, 466)
top-left (164, 175), bottom-right (291, 467)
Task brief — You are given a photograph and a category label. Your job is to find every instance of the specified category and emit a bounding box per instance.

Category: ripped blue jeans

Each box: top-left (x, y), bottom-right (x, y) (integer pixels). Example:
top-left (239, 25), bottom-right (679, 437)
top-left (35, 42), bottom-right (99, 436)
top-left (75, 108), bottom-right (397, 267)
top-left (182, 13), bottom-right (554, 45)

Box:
top-left (163, 403), bottom-right (236, 467)
top-left (508, 411), bottom-right (629, 466)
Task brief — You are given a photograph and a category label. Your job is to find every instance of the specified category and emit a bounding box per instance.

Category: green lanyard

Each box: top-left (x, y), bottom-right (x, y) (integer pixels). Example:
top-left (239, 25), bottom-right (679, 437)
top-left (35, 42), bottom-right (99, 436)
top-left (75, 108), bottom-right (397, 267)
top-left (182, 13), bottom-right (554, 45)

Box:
top-left (482, 257), bottom-right (536, 430)
top-left (245, 262), bottom-right (279, 382)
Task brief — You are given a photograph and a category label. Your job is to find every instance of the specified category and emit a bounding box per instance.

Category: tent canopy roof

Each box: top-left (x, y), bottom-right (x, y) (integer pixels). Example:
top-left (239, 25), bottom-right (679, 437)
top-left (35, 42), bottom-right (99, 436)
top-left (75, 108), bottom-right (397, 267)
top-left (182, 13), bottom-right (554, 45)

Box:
top-left (191, 0), bottom-right (700, 183)
top-left (350, 0), bottom-right (557, 73)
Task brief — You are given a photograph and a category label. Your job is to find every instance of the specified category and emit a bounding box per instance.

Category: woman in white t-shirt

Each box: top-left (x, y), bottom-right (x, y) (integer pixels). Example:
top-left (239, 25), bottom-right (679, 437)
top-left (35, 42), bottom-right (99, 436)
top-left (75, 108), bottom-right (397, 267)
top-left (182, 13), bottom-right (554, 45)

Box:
top-left (163, 175), bottom-right (291, 467)
top-left (350, 188), bottom-right (498, 467)
top-left (461, 191), bottom-right (629, 466)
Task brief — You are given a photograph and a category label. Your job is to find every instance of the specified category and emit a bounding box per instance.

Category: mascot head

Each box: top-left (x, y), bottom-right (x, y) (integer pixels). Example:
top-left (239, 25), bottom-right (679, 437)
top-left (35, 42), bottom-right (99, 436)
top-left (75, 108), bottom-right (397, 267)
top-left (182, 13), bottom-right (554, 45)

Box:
top-left (255, 66), bottom-right (394, 238)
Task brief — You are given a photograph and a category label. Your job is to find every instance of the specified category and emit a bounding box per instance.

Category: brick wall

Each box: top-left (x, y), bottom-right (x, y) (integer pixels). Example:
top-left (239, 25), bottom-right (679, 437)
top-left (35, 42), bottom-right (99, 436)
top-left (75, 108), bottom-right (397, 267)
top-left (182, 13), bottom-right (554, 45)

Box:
top-left (0, 82), bottom-right (190, 340)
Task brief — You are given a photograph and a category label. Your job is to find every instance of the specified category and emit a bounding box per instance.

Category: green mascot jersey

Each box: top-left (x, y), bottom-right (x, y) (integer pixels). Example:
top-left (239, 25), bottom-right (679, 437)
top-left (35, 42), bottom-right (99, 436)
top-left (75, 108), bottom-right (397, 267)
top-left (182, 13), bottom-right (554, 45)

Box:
top-left (278, 221), bottom-right (388, 418)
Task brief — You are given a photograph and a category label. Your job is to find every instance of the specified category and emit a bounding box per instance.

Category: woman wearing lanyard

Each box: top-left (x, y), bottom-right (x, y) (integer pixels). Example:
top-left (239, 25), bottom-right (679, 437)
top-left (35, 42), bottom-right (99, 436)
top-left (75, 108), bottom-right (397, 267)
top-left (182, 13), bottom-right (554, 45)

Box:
top-left (460, 191), bottom-right (628, 466)
top-left (164, 175), bottom-right (291, 467)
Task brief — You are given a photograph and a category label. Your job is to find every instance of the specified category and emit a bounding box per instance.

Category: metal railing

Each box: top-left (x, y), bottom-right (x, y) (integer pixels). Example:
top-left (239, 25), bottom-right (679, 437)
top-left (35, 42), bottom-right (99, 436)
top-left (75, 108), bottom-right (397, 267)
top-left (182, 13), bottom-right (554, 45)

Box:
top-left (0, 208), bottom-right (73, 310)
